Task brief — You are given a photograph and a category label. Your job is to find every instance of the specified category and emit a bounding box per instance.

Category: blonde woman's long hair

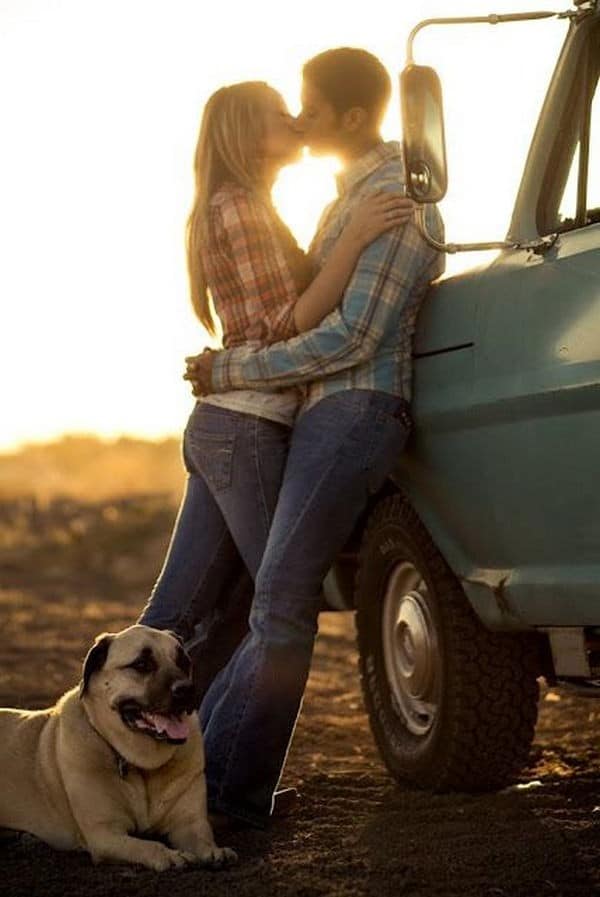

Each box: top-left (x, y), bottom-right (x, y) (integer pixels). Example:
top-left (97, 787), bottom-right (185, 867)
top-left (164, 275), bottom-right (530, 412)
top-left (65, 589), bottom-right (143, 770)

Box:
top-left (186, 81), bottom-right (278, 337)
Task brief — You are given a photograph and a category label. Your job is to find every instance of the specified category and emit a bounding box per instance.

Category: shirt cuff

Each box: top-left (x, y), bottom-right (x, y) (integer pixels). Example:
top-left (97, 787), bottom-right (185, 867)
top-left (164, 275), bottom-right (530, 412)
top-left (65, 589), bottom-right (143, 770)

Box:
top-left (211, 351), bottom-right (233, 392)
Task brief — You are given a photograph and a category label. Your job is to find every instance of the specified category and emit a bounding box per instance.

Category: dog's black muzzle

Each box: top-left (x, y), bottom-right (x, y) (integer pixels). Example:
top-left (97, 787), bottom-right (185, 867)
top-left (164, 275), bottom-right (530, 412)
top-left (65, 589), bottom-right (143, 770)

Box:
top-left (169, 680), bottom-right (197, 716)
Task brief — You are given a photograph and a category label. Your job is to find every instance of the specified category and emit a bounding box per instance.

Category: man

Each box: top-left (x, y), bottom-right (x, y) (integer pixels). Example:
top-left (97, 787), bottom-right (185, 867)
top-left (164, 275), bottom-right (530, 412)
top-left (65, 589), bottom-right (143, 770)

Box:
top-left (186, 47), bottom-right (445, 829)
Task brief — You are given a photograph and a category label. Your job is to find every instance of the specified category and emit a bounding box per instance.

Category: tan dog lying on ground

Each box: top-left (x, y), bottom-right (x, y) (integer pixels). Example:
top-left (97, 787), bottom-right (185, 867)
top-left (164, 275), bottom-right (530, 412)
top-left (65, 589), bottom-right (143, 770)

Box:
top-left (0, 624), bottom-right (236, 871)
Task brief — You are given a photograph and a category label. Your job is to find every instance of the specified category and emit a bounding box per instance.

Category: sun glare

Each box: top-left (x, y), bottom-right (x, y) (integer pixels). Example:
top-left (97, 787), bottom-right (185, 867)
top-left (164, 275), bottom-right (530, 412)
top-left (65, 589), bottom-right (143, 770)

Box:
top-left (0, 0), bottom-right (567, 451)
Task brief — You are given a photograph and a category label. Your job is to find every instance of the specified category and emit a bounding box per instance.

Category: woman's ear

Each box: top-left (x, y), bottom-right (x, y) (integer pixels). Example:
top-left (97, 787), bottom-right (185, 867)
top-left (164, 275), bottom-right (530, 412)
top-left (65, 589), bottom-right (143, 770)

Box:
top-left (80, 633), bottom-right (114, 697)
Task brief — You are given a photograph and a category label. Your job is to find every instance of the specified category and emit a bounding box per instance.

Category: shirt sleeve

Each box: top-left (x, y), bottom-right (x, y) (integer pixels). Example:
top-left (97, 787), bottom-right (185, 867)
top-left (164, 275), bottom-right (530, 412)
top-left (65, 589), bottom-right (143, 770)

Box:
top-left (212, 208), bottom-right (443, 391)
top-left (215, 192), bottom-right (300, 343)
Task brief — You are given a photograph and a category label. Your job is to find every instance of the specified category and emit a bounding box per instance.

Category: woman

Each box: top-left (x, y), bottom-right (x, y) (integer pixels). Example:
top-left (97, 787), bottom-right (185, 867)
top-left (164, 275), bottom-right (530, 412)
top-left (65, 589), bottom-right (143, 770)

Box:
top-left (139, 81), bottom-right (411, 677)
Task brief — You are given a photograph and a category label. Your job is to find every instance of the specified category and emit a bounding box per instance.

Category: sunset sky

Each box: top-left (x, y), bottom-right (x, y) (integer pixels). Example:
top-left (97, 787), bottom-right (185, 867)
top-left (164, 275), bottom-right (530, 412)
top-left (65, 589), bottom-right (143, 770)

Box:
top-left (0, 0), bottom-right (568, 451)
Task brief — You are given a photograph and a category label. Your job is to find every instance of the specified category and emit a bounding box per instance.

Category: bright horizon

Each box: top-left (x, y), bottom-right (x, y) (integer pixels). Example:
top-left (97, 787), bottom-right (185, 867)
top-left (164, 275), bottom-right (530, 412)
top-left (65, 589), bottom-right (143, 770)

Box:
top-left (0, 0), bottom-right (567, 452)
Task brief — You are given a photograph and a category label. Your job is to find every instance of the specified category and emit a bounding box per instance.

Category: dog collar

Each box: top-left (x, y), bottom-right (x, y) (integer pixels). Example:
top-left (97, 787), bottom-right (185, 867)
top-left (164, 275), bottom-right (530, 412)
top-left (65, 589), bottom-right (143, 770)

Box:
top-left (116, 752), bottom-right (130, 779)
top-left (84, 713), bottom-right (135, 779)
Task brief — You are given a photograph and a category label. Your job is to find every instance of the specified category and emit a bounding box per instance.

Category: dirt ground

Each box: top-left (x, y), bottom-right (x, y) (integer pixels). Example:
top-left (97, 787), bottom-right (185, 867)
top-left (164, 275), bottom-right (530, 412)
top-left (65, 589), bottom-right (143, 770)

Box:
top-left (1, 497), bottom-right (600, 897)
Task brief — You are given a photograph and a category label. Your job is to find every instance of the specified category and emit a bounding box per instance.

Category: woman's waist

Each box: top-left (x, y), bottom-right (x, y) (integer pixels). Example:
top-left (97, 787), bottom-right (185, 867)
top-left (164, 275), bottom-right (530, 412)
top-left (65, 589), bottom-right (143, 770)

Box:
top-left (199, 389), bottom-right (300, 427)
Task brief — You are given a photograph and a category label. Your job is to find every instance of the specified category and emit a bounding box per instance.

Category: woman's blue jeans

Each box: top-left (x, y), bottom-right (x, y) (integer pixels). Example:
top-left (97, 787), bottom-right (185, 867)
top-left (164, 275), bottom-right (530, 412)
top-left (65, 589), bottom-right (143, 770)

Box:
top-left (138, 402), bottom-right (290, 685)
top-left (200, 390), bottom-right (411, 828)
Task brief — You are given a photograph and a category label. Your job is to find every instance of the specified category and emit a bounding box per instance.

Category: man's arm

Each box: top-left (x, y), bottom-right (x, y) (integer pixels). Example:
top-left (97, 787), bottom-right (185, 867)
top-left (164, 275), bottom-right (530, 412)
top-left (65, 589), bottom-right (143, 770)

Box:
top-left (206, 209), bottom-right (442, 392)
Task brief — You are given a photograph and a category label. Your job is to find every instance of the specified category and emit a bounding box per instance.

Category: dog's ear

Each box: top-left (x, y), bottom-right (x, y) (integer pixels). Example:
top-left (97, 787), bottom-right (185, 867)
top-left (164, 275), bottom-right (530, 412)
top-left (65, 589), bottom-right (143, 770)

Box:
top-left (79, 633), bottom-right (114, 697)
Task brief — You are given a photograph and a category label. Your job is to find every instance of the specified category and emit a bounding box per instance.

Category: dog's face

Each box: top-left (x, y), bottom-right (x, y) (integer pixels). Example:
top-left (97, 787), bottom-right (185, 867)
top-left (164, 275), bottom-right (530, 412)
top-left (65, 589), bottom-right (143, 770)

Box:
top-left (80, 625), bottom-right (197, 745)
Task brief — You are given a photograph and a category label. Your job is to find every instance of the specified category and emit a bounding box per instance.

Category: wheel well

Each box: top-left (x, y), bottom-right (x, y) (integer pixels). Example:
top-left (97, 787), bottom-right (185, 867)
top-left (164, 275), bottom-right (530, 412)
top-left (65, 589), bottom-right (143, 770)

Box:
top-left (330, 480), bottom-right (403, 609)
top-left (348, 479), bottom-right (401, 553)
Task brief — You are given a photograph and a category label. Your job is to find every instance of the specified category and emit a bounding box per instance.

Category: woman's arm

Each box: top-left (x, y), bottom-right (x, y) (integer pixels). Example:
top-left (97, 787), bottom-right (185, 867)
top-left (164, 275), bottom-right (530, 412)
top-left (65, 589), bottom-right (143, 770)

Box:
top-left (293, 192), bottom-right (413, 333)
top-left (185, 203), bottom-right (445, 397)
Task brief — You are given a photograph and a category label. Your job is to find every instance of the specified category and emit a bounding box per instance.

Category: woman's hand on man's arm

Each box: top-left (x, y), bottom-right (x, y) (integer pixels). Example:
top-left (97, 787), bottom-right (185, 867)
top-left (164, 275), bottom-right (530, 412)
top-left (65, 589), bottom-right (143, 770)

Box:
top-left (293, 192), bottom-right (414, 334)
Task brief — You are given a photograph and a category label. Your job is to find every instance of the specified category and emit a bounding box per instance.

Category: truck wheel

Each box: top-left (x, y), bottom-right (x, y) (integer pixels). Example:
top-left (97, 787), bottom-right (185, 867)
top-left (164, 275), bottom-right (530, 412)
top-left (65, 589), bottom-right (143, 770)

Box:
top-left (355, 492), bottom-right (539, 791)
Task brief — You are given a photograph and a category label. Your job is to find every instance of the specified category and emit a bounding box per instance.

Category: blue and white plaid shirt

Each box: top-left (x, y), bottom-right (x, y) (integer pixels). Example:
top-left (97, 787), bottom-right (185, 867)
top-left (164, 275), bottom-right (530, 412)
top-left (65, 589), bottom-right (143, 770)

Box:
top-left (211, 141), bottom-right (445, 413)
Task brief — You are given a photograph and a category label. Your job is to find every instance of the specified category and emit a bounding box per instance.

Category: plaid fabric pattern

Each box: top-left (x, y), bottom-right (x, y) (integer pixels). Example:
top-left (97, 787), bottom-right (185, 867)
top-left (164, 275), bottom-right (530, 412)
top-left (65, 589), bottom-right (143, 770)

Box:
top-left (202, 184), bottom-right (307, 348)
top-left (212, 142), bottom-right (445, 411)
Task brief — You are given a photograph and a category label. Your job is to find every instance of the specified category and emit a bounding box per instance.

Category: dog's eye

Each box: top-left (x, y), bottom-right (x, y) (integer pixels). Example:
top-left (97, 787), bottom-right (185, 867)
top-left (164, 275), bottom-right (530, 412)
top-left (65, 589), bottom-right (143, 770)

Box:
top-left (129, 655), bottom-right (156, 674)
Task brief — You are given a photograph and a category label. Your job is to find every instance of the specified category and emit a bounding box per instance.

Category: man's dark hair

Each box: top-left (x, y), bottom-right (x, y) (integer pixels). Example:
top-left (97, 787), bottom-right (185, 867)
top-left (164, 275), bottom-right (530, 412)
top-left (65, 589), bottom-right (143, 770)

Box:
top-left (303, 47), bottom-right (391, 124)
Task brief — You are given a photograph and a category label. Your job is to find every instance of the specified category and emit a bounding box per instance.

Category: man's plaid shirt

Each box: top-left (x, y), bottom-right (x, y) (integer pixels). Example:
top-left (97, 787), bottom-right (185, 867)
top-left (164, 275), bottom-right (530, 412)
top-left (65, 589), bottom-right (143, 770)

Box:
top-left (212, 142), bottom-right (445, 413)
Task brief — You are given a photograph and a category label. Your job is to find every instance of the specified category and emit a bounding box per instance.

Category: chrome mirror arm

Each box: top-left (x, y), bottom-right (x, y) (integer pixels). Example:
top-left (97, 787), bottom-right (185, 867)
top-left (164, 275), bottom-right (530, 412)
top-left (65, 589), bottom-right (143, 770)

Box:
top-left (407, 11), bottom-right (570, 66)
top-left (415, 208), bottom-right (559, 255)
top-left (415, 208), bottom-right (517, 253)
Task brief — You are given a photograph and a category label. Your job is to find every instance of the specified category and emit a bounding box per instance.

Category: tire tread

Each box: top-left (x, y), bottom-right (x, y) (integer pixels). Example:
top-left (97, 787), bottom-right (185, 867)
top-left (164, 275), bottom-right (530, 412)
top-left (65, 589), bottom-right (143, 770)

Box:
top-left (355, 492), bottom-right (539, 792)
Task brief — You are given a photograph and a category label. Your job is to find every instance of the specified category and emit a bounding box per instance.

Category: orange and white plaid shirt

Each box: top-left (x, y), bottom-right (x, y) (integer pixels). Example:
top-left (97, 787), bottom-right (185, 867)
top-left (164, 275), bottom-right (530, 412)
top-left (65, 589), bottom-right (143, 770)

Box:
top-left (201, 182), bottom-right (312, 349)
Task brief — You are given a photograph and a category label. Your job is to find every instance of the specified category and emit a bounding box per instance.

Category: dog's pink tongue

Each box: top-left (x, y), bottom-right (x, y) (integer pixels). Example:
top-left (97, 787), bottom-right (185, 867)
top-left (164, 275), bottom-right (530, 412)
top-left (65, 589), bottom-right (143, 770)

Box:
top-left (148, 713), bottom-right (190, 740)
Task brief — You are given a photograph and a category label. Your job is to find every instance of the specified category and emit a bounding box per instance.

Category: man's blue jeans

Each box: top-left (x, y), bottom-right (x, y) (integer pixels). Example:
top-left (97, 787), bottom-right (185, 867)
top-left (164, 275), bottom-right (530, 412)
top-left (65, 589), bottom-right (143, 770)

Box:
top-left (200, 389), bottom-right (411, 828)
top-left (138, 403), bottom-right (290, 678)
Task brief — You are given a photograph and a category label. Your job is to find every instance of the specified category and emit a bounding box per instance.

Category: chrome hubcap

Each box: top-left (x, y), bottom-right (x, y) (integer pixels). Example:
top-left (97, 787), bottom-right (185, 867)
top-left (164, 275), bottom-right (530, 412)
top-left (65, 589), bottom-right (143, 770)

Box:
top-left (382, 562), bottom-right (440, 736)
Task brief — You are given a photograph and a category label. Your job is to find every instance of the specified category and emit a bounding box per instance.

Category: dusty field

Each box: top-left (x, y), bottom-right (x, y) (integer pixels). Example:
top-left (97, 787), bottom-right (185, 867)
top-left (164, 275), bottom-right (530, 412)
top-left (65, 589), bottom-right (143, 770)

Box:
top-left (1, 496), bottom-right (599, 897)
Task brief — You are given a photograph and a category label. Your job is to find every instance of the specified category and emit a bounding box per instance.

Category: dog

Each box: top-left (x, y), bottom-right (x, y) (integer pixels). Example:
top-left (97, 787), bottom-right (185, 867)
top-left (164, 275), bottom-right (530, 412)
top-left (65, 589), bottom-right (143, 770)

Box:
top-left (0, 624), bottom-right (236, 871)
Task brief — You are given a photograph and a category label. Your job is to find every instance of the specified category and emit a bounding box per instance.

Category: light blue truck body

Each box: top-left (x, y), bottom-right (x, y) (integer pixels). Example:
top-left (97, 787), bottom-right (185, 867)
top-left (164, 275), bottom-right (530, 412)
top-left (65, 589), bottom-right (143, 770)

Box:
top-left (400, 223), bottom-right (600, 629)
top-left (327, 5), bottom-right (600, 647)
top-left (395, 5), bottom-right (600, 632)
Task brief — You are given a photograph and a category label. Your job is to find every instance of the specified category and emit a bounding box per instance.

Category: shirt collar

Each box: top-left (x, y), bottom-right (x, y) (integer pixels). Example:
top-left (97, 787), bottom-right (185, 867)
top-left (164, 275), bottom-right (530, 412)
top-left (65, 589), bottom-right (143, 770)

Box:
top-left (335, 140), bottom-right (403, 196)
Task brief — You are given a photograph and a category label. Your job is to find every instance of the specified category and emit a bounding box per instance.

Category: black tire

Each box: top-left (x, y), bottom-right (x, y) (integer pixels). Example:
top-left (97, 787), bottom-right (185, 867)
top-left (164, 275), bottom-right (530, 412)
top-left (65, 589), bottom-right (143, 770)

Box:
top-left (355, 492), bottom-right (540, 791)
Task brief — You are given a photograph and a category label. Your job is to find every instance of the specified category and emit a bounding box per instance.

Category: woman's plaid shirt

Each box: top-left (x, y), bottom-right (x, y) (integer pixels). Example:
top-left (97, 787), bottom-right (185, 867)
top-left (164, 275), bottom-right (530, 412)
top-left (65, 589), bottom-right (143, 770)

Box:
top-left (202, 183), bottom-right (311, 349)
top-left (211, 142), bottom-right (445, 414)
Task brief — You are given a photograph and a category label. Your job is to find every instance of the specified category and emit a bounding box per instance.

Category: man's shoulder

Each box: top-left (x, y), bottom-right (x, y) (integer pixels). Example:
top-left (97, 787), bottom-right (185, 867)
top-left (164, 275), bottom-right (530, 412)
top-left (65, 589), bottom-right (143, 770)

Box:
top-left (358, 156), bottom-right (407, 197)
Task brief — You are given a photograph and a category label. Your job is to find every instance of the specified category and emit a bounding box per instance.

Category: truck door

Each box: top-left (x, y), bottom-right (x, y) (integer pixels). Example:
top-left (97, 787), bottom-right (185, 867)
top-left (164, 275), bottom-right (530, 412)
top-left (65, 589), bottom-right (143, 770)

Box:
top-left (470, 21), bottom-right (600, 625)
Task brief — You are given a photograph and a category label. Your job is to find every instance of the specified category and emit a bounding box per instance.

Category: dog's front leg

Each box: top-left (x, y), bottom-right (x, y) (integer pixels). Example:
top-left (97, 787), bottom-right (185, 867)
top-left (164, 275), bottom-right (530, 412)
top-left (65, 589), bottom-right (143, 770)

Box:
top-left (165, 776), bottom-right (237, 868)
top-left (168, 815), bottom-right (237, 868)
top-left (68, 784), bottom-right (193, 871)
top-left (86, 828), bottom-right (193, 871)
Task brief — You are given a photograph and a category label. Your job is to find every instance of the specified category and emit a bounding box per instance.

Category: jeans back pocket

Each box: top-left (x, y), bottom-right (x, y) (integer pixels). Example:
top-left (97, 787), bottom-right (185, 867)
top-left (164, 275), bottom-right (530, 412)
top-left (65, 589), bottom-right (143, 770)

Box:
top-left (185, 429), bottom-right (236, 493)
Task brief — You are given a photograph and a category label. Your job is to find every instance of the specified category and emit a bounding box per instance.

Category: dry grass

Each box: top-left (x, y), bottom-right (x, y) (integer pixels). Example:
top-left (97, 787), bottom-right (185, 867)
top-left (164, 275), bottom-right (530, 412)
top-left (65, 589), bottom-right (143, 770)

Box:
top-left (0, 435), bottom-right (184, 503)
top-left (0, 435), bottom-right (182, 596)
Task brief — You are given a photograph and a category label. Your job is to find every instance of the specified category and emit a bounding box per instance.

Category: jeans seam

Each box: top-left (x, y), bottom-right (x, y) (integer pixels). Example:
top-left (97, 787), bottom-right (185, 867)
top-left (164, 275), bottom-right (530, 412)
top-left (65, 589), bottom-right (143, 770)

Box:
top-left (264, 453), bottom-right (344, 592)
top-left (216, 638), bottom-right (264, 806)
top-left (257, 412), bottom-right (371, 589)
top-left (176, 521), bottom-right (233, 635)
top-left (198, 435), bottom-right (236, 492)
top-left (211, 422), bottom-right (267, 807)
top-left (214, 443), bottom-right (347, 814)
top-left (208, 395), bottom-right (408, 819)
top-left (253, 418), bottom-right (272, 547)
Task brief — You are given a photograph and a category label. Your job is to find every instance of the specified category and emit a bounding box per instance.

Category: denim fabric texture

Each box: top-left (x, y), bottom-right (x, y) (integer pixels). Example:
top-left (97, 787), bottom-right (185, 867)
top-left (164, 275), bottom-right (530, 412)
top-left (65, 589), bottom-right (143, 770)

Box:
top-left (200, 389), bottom-right (411, 827)
top-left (138, 403), bottom-right (290, 663)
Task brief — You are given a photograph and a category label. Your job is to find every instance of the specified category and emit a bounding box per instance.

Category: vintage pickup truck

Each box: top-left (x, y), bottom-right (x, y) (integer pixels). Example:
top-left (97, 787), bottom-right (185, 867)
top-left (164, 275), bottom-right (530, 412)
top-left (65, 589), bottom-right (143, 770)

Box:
top-left (325, 0), bottom-right (600, 792)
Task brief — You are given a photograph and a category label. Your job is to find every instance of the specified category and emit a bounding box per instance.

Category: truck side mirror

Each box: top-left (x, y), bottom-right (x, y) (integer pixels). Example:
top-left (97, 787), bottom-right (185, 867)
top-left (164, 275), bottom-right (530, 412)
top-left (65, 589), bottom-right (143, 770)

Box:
top-left (400, 64), bottom-right (448, 204)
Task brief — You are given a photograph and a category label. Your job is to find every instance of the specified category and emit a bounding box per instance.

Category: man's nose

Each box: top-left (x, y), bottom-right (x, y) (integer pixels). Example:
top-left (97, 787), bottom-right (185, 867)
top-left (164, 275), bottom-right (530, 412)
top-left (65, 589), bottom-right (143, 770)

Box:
top-left (291, 114), bottom-right (305, 135)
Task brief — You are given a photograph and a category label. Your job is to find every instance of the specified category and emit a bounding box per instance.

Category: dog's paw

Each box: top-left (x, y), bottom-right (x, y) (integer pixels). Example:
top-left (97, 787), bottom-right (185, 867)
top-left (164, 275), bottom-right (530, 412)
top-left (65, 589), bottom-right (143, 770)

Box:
top-left (144, 845), bottom-right (191, 872)
top-left (198, 844), bottom-right (238, 868)
top-left (89, 841), bottom-right (190, 872)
